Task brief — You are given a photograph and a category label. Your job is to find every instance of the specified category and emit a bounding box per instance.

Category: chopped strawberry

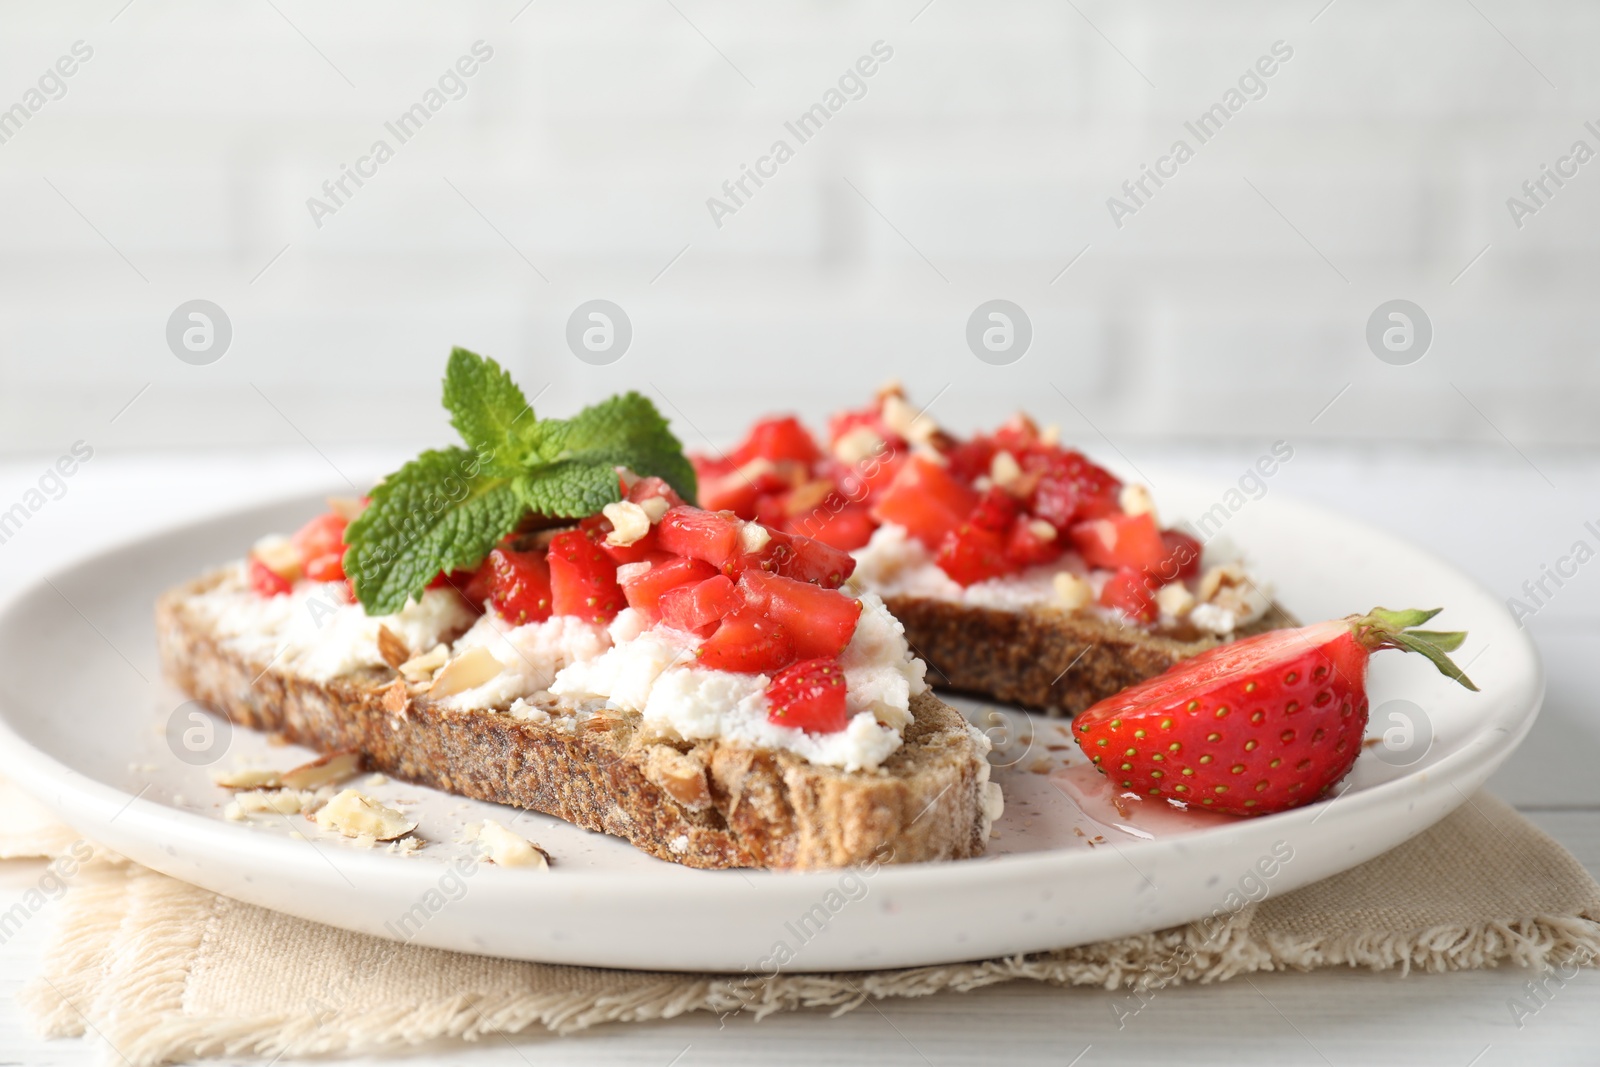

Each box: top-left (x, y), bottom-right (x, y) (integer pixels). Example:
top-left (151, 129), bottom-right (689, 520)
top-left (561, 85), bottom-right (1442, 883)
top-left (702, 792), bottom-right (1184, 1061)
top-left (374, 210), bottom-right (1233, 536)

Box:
top-left (787, 504), bottom-right (876, 552)
top-left (697, 607), bottom-right (795, 673)
top-left (935, 522), bottom-right (1011, 586)
top-left (1005, 517), bottom-right (1063, 568)
top-left (626, 475), bottom-right (685, 510)
top-left (620, 556), bottom-right (717, 621)
top-left (291, 511), bottom-right (348, 582)
top-left (730, 415), bottom-right (822, 467)
top-left (766, 657), bottom-right (850, 733)
top-left (1027, 449), bottom-right (1122, 527)
top-left (249, 557), bottom-right (292, 597)
top-left (1069, 513), bottom-right (1168, 573)
top-left (826, 402), bottom-right (899, 453)
top-left (656, 507), bottom-right (744, 567)
top-left (944, 437), bottom-right (998, 485)
top-left (468, 547), bottom-right (554, 624)
top-left (1099, 567), bottom-right (1158, 623)
top-left (1152, 528), bottom-right (1203, 585)
top-left (737, 570), bottom-right (862, 659)
top-left (1074, 608), bottom-right (1477, 815)
top-left (659, 574), bottom-right (741, 634)
top-left (547, 530), bottom-right (625, 622)
top-left (871, 454), bottom-right (978, 550)
top-left (970, 486), bottom-right (1022, 533)
top-left (728, 527), bottom-right (856, 589)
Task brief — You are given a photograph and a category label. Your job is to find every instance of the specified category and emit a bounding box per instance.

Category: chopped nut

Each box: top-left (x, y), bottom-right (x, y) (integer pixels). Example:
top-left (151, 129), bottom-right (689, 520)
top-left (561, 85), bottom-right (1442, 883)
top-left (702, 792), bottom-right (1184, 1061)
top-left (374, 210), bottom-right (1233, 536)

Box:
top-left (738, 522), bottom-right (771, 554)
top-left (1119, 484), bottom-right (1157, 520)
top-left (989, 450), bottom-right (1024, 494)
top-left (875, 379), bottom-right (906, 404)
top-left (1196, 564), bottom-right (1271, 629)
top-left (427, 646), bottom-right (503, 699)
top-left (314, 789), bottom-right (416, 841)
top-left (376, 626), bottom-right (409, 669)
top-left (638, 496), bottom-right (671, 524)
top-left (280, 750), bottom-right (363, 791)
top-left (785, 479), bottom-right (833, 516)
top-left (602, 501), bottom-right (652, 547)
top-left (1026, 519), bottom-right (1057, 542)
top-left (398, 644), bottom-right (450, 683)
top-left (250, 536), bottom-right (301, 583)
top-left (212, 767), bottom-right (284, 790)
top-left (473, 820), bottom-right (551, 868)
top-left (642, 746), bottom-right (713, 811)
top-left (881, 394), bottom-right (939, 446)
top-left (1052, 572), bottom-right (1093, 611)
top-left (735, 456), bottom-right (776, 482)
top-left (1156, 582), bottom-right (1197, 618)
top-left (833, 425), bottom-right (885, 466)
top-left (326, 496), bottom-right (369, 522)
top-left (1039, 423), bottom-right (1061, 446)
top-left (380, 679), bottom-right (410, 714)
top-left (617, 468), bottom-right (641, 491)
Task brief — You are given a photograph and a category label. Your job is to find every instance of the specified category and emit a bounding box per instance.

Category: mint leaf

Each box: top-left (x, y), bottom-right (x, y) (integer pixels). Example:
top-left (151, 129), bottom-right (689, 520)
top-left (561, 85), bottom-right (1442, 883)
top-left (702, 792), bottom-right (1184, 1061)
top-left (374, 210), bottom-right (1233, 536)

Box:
top-left (345, 447), bottom-right (522, 615)
top-left (441, 347), bottom-right (537, 474)
top-left (537, 392), bottom-right (697, 503)
top-left (514, 460), bottom-right (629, 518)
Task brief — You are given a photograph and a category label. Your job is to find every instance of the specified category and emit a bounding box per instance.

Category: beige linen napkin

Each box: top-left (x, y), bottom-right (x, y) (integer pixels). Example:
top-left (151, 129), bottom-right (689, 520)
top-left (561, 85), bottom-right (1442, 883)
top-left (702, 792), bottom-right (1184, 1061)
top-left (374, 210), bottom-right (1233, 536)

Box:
top-left (8, 784), bottom-right (1599, 1066)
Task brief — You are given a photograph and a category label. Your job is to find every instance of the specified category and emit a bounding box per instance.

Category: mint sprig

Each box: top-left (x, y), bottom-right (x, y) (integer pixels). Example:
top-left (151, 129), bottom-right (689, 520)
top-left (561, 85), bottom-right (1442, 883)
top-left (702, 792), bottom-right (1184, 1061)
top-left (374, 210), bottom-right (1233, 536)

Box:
top-left (345, 348), bottom-right (696, 614)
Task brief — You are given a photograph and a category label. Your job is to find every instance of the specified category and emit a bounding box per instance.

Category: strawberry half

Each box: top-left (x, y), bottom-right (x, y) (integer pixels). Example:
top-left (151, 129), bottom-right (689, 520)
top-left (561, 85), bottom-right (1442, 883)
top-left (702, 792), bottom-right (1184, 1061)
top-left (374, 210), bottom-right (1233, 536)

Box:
top-left (1073, 608), bottom-right (1477, 816)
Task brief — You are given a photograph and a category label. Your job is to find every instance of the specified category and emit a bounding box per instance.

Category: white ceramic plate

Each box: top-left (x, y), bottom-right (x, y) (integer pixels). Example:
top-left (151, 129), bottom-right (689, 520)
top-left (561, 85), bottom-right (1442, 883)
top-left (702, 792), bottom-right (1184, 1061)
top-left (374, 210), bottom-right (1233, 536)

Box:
top-left (0, 477), bottom-right (1541, 972)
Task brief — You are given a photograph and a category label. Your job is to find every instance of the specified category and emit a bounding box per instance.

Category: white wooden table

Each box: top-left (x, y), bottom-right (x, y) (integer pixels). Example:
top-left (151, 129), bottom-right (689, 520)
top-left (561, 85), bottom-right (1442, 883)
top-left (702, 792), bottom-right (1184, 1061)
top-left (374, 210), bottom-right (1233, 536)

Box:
top-left (2, 444), bottom-right (1596, 1066)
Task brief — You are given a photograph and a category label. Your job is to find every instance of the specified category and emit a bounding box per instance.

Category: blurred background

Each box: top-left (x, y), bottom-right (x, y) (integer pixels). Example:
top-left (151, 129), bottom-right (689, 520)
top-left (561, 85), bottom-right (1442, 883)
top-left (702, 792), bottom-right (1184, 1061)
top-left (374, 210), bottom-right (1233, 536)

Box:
top-left (0, 1), bottom-right (1597, 797)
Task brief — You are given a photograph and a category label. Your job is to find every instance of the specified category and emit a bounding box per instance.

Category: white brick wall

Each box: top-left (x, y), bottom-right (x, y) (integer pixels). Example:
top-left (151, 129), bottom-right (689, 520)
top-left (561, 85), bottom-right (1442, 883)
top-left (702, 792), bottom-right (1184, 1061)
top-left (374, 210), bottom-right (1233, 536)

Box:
top-left (0, 0), bottom-right (1595, 456)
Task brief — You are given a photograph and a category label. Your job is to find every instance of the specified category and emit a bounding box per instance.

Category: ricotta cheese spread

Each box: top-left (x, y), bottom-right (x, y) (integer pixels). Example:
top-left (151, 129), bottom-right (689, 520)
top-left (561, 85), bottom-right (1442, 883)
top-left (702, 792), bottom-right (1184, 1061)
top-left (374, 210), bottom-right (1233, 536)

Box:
top-left (189, 562), bottom-right (475, 682)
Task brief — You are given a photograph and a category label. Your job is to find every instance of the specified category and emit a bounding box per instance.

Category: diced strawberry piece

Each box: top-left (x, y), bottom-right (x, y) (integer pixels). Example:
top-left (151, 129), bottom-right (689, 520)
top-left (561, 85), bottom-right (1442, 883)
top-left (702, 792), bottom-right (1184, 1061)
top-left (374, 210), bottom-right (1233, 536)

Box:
top-left (753, 493), bottom-right (789, 531)
top-left (1005, 517), bottom-right (1063, 568)
top-left (766, 657), bottom-right (850, 733)
top-left (626, 476), bottom-right (685, 510)
top-left (464, 547), bottom-right (554, 624)
top-left (730, 416), bottom-right (822, 467)
top-left (944, 437), bottom-right (998, 485)
top-left (871, 454), bottom-right (978, 550)
top-left (990, 413), bottom-right (1042, 453)
top-left (1069, 513), bottom-right (1168, 572)
top-left (727, 527), bottom-right (856, 589)
top-left (303, 554), bottom-right (346, 583)
top-left (970, 486), bottom-right (1021, 533)
top-left (935, 522), bottom-right (1011, 586)
top-left (620, 556), bottom-right (718, 620)
top-left (249, 557), bottom-right (292, 597)
top-left (737, 570), bottom-right (862, 659)
top-left (697, 608), bottom-right (796, 673)
top-left (829, 449), bottom-right (905, 499)
top-left (547, 530), bottom-right (625, 622)
top-left (696, 469), bottom-right (761, 517)
top-left (787, 505), bottom-right (876, 552)
top-left (826, 403), bottom-right (899, 452)
top-left (1027, 449), bottom-right (1122, 527)
top-left (1099, 567), bottom-right (1158, 623)
top-left (291, 512), bottom-right (348, 567)
top-left (659, 574), bottom-right (741, 634)
top-left (656, 507), bottom-right (744, 567)
top-left (1152, 528), bottom-right (1203, 585)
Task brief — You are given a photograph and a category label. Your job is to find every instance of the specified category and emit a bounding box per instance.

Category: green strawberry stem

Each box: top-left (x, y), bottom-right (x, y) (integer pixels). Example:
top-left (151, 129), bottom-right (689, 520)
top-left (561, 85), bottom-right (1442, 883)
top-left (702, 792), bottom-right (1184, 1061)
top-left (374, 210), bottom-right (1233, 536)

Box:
top-left (1348, 607), bottom-right (1479, 692)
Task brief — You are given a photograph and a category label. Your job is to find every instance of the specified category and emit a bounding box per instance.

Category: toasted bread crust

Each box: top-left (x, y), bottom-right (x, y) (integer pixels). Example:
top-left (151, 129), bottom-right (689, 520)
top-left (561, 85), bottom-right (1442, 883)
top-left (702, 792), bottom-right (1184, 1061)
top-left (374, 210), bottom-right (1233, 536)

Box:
top-left (157, 573), bottom-right (994, 870)
top-left (885, 596), bottom-right (1298, 717)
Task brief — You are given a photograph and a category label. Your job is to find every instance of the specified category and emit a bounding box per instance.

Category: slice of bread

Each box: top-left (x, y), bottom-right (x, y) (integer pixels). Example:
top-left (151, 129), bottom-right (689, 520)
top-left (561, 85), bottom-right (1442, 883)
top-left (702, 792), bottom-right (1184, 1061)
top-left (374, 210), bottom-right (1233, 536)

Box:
top-left (156, 572), bottom-right (999, 870)
top-left (886, 595), bottom-right (1299, 717)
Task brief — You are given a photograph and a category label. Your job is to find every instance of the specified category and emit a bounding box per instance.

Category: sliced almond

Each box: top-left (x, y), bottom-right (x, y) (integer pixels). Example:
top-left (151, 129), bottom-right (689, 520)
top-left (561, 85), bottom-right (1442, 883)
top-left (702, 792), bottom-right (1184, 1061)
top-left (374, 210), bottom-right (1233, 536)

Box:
top-left (638, 495), bottom-right (671, 524)
top-left (738, 522), bottom-right (771, 554)
top-left (427, 646), bottom-right (503, 699)
top-left (881, 394), bottom-right (939, 446)
top-left (376, 625), bottom-right (409, 669)
top-left (1052, 572), bottom-right (1093, 612)
top-left (1039, 423), bottom-right (1061, 446)
top-left (989, 450), bottom-right (1025, 494)
top-left (643, 746), bottom-right (713, 811)
top-left (784, 479), bottom-right (833, 516)
top-left (1155, 582), bottom-right (1197, 618)
top-left (398, 644), bottom-right (449, 682)
top-left (875, 378), bottom-right (906, 404)
top-left (832, 425), bottom-right (884, 466)
top-left (473, 819), bottom-right (551, 869)
top-left (602, 500), bottom-right (652, 547)
top-left (250, 536), bottom-right (301, 583)
top-left (280, 750), bottom-right (363, 791)
top-left (1026, 519), bottom-right (1057, 542)
top-left (314, 789), bottom-right (416, 841)
top-left (1119, 484), bottom-right (1157, 521)
top-left (326, 496), bottom-right (369, 522)
top-left (212, 767), bottom-right (284, 790)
